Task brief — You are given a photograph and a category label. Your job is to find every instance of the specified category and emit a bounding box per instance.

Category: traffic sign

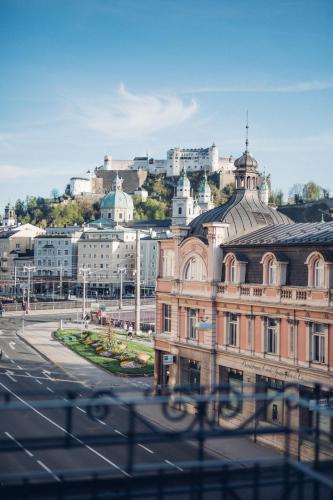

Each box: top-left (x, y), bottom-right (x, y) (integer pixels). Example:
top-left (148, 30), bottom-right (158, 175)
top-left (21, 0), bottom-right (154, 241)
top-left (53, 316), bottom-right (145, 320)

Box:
top-left (163, 354), bottom-right (174, 365)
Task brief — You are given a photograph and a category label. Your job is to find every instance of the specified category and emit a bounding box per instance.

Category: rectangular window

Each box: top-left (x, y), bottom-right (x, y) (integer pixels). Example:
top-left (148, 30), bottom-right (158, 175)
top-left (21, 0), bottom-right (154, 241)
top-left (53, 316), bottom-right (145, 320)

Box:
top-left (228, 313), bottom-right (238, 346)
top-left (289, 322), bottom-right (295, 357)
top-left (266, 318), bottom-right (277, 354)
top-left (162, 304), bottom-right (171, 333)
top-left (187, 308), bottom-right (197, 339)
top-left (311, 323), bottom-right (326, 363)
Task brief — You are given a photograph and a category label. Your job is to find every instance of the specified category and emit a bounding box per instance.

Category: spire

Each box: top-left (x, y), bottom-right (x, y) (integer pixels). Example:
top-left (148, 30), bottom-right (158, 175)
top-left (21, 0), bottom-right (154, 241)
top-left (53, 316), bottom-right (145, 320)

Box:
top-left (245, 110), bottom-right (249, 152)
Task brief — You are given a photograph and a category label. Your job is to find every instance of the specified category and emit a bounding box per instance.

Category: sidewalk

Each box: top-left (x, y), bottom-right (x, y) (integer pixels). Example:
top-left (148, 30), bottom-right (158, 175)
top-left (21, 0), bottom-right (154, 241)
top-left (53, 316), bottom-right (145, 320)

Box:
top-left (18, 321), bottom-right (281, 463)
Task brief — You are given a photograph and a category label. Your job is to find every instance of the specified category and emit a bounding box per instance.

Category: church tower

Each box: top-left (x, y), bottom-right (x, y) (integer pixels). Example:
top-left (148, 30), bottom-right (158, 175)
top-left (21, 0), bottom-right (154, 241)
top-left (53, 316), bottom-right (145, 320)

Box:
top-left (198, 171), bottom-right (214, 212)
top-left (259, 175), bottom-right (270, 205)
top-left (172, 168), bottom-right (197, 226)
top-left (3, 204), bottom-right (16, 227)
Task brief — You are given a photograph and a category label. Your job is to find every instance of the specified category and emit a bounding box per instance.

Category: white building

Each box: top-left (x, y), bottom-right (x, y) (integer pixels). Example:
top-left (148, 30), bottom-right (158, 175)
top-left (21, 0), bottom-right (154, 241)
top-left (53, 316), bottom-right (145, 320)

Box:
top-left (0, 224), bottom-right (45, 295)
top-left (77, 226), bottom-right (137, 296)
top-left (34, 229), bottom-right (82, 278)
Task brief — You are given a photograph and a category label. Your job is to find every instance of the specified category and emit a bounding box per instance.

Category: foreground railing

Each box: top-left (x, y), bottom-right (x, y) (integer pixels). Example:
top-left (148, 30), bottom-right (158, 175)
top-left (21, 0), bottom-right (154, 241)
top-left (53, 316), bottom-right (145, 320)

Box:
top-left (0, 383), bottom-right (333, 499)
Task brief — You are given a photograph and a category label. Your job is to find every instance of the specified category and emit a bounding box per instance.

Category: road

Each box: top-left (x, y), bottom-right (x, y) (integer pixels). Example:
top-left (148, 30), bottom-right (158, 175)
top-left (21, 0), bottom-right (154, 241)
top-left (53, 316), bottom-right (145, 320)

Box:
top-left (0, 313), bottom-right (302, 499)
top-left (0, 314), bottom-right (213, 486)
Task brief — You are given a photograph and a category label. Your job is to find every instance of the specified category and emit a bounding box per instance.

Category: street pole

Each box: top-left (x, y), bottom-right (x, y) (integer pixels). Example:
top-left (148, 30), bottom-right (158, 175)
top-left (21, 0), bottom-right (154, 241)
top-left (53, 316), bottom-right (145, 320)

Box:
top-left (23, 265), bottom-right (36, 313)
top-left (79, 268), bottom-right (90, 319)
top-left (14, 265), bottom-right (17, 298)
top-left (59, 264), bottom-right (63, 299)
top-left (135, 230), bottom-right (141, 335)
top-left (118, 267), bottom-right (126, 310)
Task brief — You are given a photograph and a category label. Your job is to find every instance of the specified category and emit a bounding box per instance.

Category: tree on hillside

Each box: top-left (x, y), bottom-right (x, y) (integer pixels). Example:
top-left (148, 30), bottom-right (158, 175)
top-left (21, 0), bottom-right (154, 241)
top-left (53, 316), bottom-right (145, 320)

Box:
top-left (269, 189), bottom-right (284, 206)
top-left (134, 198), bottom-right (169, 221)
top-left (209, 182), bottom-right (235, 207)
top-left (51, 188), bottom-right (60, 200)
top-left (50, 202), bottom-right (84, 226)
top-left (302, 181), bottom-right (322, 202)
top-left (288, 183), bottom-right (304, 204)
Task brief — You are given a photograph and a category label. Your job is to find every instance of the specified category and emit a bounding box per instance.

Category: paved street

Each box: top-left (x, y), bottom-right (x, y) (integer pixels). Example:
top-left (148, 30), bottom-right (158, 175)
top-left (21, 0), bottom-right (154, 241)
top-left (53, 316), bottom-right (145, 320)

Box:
top-left (0, 313), bottom-right (282, 498)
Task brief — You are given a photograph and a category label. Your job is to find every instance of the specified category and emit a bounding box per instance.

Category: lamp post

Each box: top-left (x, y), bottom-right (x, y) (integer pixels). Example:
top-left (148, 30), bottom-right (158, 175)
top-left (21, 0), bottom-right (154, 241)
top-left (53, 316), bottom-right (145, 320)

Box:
top-left (79, 267), bottom-right (91, 319)
top-left (23, 265), bottom-right (36, 313)
top-left (118, 267), bottom-right (126, 310)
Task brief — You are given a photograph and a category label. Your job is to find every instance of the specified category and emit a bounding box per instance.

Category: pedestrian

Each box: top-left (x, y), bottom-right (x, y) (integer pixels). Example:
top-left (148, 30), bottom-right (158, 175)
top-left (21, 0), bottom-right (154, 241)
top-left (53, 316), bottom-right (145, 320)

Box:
top-left (0, 348), bottom-right (2, 359)
top-left (128, 324), bottom-right (133, 337)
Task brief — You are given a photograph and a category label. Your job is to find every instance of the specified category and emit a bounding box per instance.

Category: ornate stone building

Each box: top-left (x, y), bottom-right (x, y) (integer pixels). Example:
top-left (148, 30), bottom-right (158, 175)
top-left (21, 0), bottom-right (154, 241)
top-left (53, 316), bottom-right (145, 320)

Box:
top-left (154, 137), bottom-right (333, 457)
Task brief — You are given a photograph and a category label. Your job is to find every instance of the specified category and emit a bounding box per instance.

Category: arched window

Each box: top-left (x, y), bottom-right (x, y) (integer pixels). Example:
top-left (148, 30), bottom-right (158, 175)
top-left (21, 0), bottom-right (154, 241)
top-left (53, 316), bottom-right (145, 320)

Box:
top-left (252, 177), bottom-right (256, 189)
top-left (230, 258), bottom-right (236, 283)
top-left (223, 253), bottom-right (247, 284)
top-left (314, 259), bottom-right (324, 288)
top-left (268, 259), bottom-right (277, 285)
top-left (246, 177), bottom-right (251, 189)
top-left (183, 255), bottom-right (207, 281)
top-left (261, 253), bottom-right (288, 286)
top-left (305, 252), bottom-right (329, 289)
top-left (162, 250), bottom-right (175, 278)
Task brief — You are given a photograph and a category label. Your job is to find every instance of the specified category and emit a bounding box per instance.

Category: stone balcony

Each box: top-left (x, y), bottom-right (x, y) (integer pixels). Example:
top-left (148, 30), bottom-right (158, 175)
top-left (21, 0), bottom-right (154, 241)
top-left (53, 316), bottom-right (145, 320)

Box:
top-left (217, 283), bottom-right (331, 308)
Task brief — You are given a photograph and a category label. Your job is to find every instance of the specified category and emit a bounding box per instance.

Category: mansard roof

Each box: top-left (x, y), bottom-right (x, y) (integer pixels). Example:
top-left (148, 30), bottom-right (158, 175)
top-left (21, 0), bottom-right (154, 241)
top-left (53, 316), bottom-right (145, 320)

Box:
top-left (226, 221), bottom-right (333, 246)
top-left (188, 190), bottom-right (292, 241)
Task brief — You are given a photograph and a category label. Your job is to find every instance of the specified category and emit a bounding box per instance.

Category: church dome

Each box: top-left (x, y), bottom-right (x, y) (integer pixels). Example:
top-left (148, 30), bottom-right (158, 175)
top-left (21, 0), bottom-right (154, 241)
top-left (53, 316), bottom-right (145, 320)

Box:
top-left (234, 150), bottom-right (258, 169)
top-left (100, 191), bottom-right (134, 210)
top-left (100, 173), bottom-right (134, 211)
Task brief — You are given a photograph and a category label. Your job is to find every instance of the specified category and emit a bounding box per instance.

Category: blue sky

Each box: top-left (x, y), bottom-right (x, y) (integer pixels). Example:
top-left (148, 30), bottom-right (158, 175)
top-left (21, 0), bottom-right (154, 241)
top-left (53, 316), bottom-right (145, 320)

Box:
top-left (1, 0), bottom-right (332, 210)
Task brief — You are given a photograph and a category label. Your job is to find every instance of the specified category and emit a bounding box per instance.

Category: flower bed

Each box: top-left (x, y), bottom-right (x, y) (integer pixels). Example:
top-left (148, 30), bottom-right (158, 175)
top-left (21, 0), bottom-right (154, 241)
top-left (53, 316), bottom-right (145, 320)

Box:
top-left (55, 329), bottom-right (154, 375)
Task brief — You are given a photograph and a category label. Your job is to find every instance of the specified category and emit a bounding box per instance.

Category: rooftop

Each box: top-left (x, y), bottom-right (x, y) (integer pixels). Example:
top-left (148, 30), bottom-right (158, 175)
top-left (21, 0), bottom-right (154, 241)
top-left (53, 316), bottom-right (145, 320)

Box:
top-left (227, 221), bottom-right (333, 246)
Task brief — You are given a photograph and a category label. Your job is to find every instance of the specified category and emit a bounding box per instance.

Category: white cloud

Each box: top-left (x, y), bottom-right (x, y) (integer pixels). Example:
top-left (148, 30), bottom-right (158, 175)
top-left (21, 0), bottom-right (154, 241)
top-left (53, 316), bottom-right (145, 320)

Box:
top-left (75, 84), bottom-right (198, 139)
top-left (184, 80), bottom-right (333, 94)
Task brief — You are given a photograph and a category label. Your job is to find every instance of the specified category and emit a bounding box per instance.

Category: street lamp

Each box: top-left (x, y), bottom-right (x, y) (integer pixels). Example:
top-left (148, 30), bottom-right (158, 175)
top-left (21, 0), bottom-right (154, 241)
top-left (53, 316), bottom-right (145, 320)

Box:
top-left (117, 267), bottom-right (126, 310)
top-left (79, 267), bottom-right (91, 319)
top-left (23, 265), bottom-right (36, 313)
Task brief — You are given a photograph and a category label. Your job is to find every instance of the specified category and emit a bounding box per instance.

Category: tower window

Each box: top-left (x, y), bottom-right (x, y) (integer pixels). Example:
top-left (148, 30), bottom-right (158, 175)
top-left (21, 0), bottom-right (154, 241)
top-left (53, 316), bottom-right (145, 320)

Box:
top-left (178, 207), bottom-right (182, 215)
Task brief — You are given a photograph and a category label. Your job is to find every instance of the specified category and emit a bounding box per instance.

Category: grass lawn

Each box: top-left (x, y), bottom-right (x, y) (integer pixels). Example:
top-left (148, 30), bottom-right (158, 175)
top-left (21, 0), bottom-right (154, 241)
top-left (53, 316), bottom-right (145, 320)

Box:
top-left (55, 329), bottom-right (154, 375)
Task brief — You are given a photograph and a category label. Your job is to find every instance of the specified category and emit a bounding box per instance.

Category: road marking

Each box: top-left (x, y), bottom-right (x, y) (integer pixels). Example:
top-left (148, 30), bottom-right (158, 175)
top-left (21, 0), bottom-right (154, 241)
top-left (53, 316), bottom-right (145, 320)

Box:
top-left (25, 371), bottom-right (31, 377)
top-left (10, 359), bottom-right (15, 364)
top-left (4, 353), bottom-right (9, 359)
top-left (75, 406), bottom-right (86, 414)
top-left (96, 419), bottom-right (106, 426)
top-left (46, 387), bottom-right (54, 393)
top-left (5, 370), bottom-right (17, 382)
top-left (36, 460), bottom-right (61, 482)
top-left (35, 379), bottom-right (42, 385)
top-left (17, 365), bottom-right (23, 370)
top-left (114, 429), bottom-right (127, 438)
top-left (8, 341), bottom-right (16, 350)
top-left (0, 382), bottom-right (131, 478)
top-left (42, 370), bottom-right (53, 380)
top-left (138, 444), bottom-right (154, 454)
top-left (164, 459), bottom-right (183, 471)
top-left (5, 431), bottom-right (34, 457)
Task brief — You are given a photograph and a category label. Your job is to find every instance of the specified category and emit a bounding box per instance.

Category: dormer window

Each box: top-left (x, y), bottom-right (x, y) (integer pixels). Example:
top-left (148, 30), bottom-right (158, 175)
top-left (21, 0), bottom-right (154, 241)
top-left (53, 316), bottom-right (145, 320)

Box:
top-left (261, 252), bottom-right (288, 286)
top-left (230, 258), bottom-right (236, 283)
top-left (268, 259), bottom-right (277, 285)
top-left (223, 253), bottom-right (247, 284)
top-left (314, 259), bottom-right (324, 288)
top-left (305, 252), bottom-right (331, 289)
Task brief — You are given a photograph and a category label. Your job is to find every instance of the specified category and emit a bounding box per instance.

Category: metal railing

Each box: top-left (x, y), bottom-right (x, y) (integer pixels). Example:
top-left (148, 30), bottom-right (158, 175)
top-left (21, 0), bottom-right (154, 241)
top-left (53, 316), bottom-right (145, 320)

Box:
top-left (0, 383), bottom-right (333, 498)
